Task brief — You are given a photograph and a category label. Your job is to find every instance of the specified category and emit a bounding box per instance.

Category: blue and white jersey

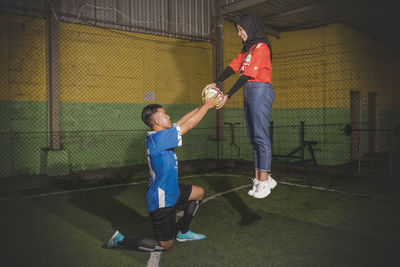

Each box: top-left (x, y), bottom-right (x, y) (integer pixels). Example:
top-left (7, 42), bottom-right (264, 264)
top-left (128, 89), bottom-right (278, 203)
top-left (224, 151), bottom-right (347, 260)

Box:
top-left (145, 124), bottom-right (182, 212)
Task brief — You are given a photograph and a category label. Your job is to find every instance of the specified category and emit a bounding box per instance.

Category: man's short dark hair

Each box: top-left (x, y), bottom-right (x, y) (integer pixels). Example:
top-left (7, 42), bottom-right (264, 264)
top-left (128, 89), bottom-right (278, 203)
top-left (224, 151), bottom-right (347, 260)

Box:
top-left (142, 104), bottom-right (162, 128)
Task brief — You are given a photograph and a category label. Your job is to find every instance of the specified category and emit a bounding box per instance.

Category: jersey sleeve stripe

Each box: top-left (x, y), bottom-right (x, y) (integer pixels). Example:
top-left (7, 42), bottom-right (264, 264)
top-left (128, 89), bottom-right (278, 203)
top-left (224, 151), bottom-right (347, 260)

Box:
top-left (158, 187), bottom-right (165, 208)
top-left (176, 124), bottom-right (182, 147)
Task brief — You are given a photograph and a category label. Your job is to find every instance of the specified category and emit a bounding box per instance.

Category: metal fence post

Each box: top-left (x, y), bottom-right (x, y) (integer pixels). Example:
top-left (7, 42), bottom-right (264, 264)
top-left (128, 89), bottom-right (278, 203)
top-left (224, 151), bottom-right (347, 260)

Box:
top-left (212, 0), bottom-right (224, 166)
top-left (388, 131), bottom-right (392, 177)
top-left (270, 121), bottom-right (274, 153)
top-left (368, 91), bottom-right (378, 154)
top-left (300, 121), bottom-right (305, 165)
top-left (46, 2), bottom-right (60, 150)
top-left (350, 91), bottom-right (362, 161)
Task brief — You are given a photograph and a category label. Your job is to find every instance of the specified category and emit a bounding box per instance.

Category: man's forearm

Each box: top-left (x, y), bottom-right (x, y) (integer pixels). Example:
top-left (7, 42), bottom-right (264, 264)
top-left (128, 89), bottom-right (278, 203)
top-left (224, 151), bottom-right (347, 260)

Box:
top-left (178, 104), bottom-right (211, 135)
top-left (177, 106), bottom-right (200, 126)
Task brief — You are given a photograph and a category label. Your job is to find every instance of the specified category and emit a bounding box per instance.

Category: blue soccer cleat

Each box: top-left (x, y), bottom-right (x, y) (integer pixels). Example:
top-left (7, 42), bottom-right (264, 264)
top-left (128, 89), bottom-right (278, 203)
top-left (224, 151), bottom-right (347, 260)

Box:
top-left (106, 230), bottom-right (125, 248)
top-left (176, 230), bottom-right (206, 242)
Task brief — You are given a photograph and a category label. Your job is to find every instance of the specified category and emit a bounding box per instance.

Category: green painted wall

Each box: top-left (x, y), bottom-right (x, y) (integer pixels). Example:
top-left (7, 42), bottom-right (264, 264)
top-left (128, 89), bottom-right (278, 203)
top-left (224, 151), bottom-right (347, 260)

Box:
top-left (220, 107), bottom-right (350, 165)
top-left (0, 100), bottom-right (48, 177)
top-left (60, 103), bottom-right (216, 172)
top-left (221, 106), bottom-right (398, 166)
top-left (1, 100), bottom-right (217, 176)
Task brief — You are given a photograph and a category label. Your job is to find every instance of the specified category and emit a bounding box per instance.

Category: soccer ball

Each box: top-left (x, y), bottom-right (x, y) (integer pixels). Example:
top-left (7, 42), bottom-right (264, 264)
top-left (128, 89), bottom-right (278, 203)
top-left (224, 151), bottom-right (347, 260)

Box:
top-left (202, 87), bottom-right (224, 108)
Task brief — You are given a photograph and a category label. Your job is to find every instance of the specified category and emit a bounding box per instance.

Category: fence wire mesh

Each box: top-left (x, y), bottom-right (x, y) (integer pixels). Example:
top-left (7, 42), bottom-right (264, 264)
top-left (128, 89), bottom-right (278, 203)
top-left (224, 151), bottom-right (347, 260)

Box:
top-left (221, 21), bottom-right (399, 176)
top-left (1, 8), bottom-right (215, 178)
top-left (1, 16), bottom-right (49, 177)
top-left (1, 5), bottom-right (399, 179)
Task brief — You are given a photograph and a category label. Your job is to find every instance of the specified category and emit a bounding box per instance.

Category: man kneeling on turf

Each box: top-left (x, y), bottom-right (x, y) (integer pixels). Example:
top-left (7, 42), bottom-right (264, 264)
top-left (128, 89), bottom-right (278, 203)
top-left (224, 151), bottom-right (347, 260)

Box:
top-left (106, 94), bottom-right (219, 251)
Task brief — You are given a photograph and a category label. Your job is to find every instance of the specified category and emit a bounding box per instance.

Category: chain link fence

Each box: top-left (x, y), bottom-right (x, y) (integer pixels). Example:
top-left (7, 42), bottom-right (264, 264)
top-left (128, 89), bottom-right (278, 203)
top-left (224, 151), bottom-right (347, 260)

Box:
top-left (1, 16), bottom-right (49, 177)
top-left (1, 4), bottom-right (399, 179)
top-left (1, 4), bottom-right (216, 178)
top-left (221, 21), bottom-right (400, 176)
top-left (56, 21), bottom-right (215, 173)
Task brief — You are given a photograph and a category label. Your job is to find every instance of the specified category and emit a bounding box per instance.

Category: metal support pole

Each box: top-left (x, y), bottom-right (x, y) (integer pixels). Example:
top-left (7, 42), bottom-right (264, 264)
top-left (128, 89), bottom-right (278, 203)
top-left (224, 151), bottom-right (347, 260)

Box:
top-left (357, 132), bottom-right (361, 174)
top-left (388, 132), bottom-right (392, 177)
top-left (47, 1), bottom-right (61, 150)
top-left (350, 91), bottom-right (362, 161)
top-left (270, 121), bottom-right (274, 153)
top-left (368, 91), bottom-right (378, 154)
top-left (212, 0), bottom-right (224, 165)
top-left (300, 121), bottom-right (305, 165)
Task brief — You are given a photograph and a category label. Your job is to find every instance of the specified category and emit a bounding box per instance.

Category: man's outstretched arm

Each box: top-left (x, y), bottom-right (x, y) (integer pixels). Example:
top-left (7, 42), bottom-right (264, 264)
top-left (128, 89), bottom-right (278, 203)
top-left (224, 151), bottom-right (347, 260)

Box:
top-left (177, 95), bottom-right (218, 135)
top-left (176, 106), bottom-right (201, 127)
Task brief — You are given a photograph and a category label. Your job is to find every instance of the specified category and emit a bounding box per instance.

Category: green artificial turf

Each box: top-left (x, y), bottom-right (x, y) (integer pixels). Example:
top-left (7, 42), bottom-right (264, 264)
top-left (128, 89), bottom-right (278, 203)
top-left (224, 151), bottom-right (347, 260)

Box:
top-left (1, 173), bottom-right (399, 266)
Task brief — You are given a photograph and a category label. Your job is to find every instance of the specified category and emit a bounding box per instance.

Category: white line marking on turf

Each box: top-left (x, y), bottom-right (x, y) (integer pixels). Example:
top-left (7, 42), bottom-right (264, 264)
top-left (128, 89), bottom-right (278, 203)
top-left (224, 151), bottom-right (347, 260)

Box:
top-left (146, 251), bottom-right (162, 267)
top-left (217, 173), bottom-right (400, 203)
top-left (277, 181), bottom-right (400, 202)
top-left (0, 174), bottom-right (211, 202)
top-left (202, 184), bottom-right (251, 203)
top-left (176, 183), bottom-right (251, 218)
top-left (4, 172), bottom-right (397, 203)
top-left (0, 181), bottom-right (148, 202)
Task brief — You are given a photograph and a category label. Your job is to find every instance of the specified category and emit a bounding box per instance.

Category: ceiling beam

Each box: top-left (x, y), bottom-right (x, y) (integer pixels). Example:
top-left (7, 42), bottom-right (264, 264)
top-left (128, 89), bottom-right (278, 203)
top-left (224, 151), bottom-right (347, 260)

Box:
top-left (262, 0), bottom-right (337, 21)
top-left (225, 14), bottom-right (280, 39)
top-left (220, 0), bottom-right (268, 16)
top-left (282, 7), bottom-right (384, 32)
top-left (263, 4), bottom-right (319, 20)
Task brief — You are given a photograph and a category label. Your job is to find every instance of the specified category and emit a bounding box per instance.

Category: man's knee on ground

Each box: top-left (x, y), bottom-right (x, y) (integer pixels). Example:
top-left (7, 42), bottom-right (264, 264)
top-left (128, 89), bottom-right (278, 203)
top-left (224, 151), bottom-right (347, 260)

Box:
top-left (160, 240), bottom-right (174, 251)
top-left (190, 185), bottom-right (205, 201)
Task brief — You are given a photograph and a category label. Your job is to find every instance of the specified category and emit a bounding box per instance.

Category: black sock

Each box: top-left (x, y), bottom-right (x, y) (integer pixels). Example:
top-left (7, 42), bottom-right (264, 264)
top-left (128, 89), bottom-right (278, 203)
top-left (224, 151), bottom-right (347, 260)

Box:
top-left (120, 237), bottom-right (164, 252)
top-left (180, 200), bottom-right (201, 234)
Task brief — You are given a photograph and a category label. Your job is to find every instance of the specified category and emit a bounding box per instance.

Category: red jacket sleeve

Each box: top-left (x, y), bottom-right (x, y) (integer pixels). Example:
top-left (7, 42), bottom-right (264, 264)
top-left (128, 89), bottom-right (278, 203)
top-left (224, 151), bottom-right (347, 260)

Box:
top-left (228, 53), bottom-right (244, 73)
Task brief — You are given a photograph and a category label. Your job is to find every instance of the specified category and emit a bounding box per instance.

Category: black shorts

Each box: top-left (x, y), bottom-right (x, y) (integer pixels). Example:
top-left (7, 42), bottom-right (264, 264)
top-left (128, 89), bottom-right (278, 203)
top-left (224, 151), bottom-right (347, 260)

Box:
top-left (149, 184), bottom-right (192, 241)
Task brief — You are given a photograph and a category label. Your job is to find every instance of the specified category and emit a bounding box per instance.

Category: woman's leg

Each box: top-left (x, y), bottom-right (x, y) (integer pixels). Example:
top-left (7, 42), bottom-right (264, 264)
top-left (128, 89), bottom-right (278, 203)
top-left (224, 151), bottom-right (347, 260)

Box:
top-left (244, 83), bottom-right (258, 173)
top-left (257, 83), bottom-right (274, 177)
top-left (244, 83), bottom-right (262, 196)
top-left (244, 82), bottom-right (274, 173)
top-left (244, 82), bottom-right (275, 198)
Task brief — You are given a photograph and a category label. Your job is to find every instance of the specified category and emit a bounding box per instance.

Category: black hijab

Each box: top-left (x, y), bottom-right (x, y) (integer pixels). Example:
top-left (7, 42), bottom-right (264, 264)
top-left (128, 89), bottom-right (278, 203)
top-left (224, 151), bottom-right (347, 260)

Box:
top-left (237, 14), bottom-right (272, 61)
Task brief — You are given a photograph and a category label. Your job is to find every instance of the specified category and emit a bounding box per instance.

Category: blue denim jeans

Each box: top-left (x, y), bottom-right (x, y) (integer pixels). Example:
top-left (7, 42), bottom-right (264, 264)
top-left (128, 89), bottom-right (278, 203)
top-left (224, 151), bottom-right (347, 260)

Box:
top-left (243, 82), bottom-right (274, 172)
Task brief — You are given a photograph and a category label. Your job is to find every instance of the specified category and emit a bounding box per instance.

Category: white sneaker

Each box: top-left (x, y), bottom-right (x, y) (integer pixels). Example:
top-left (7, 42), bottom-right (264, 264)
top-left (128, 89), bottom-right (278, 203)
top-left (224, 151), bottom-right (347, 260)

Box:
top-left (248, 178), bottom-right (260, 196)
top-left (267, 174), bottom-right (277, 189)
top-left (253, 181), bottom-right (271, 199)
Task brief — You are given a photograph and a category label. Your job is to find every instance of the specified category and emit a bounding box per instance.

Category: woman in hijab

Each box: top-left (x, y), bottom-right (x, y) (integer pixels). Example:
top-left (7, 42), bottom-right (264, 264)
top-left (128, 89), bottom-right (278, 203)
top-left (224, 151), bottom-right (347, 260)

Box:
top-left (204, 13), bottom-right (276, 199)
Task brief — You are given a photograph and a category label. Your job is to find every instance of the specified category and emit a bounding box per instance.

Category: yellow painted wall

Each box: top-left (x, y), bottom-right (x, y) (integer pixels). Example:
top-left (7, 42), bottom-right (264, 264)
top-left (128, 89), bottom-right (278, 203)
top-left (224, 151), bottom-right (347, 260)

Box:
top-left (271, 26), bottom-right (327, 109)
top-left (59, 22), bottom-right (213, 104)
top-left (0, 14), bottom-right (47, 102)
top-left (3, 13), bottom-right (397, 110)
top-left (0, 14), bottom-right (213, 104)
top-left (223, 20), bottom-right (400, 109)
